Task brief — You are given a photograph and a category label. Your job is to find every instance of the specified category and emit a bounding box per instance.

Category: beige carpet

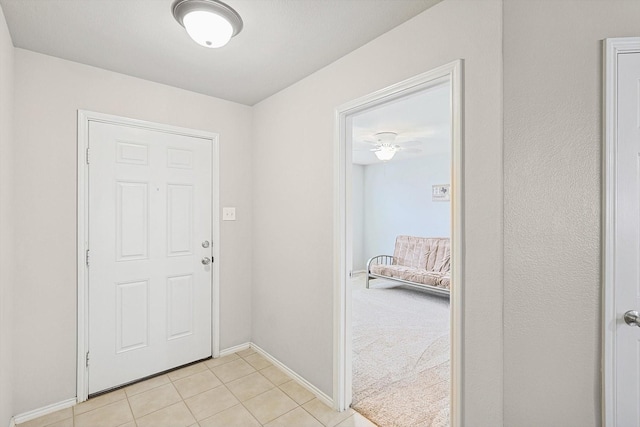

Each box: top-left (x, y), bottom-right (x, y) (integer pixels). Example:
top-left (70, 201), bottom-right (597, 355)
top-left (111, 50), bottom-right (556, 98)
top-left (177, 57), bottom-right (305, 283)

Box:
top-left (351, 276), bottom-right (450, 427)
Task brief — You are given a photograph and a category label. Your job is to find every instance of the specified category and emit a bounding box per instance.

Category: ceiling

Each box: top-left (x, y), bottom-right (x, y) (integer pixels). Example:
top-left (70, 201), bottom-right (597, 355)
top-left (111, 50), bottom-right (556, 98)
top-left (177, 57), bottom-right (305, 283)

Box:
top-left (352, 81), bottom-right (451, 165)
top-left (0, 0), bottom-right (441, 106)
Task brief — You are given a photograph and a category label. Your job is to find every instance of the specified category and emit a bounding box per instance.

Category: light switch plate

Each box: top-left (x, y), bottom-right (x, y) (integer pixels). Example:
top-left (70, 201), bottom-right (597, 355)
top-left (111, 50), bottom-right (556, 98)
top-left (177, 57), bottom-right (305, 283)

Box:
top-left (222, 207), bottom-right (236, 221)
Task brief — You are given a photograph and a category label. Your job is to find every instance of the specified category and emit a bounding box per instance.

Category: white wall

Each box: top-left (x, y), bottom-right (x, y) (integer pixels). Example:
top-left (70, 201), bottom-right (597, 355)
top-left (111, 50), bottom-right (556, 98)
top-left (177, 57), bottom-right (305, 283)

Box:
top-left (362, 154), bottom-right (450, 263)
top-left (503, 1), bottom-right (640, 425)
top-left (251, 1), bottom-right (503, 424)
top-left (0, 5), bottom-right (13, 427)
top-left (12, 49), bottom-right (254, 414)
top-left (352, 164), bottom-right (365, 271)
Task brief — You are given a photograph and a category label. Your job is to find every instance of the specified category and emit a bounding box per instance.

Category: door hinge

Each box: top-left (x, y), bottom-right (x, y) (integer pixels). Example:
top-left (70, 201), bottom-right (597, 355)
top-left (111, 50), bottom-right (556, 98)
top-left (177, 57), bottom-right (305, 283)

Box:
top-left (86, 147), bottom-right (90, 164)
top-left (86, 351), bottom-right (90, 367)
top-left (86, 249), bottom-right (90, 267)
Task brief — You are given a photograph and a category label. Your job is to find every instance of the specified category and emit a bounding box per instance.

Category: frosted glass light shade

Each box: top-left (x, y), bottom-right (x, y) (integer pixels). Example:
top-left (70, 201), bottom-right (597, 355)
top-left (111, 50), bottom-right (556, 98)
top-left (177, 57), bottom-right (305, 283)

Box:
top-left (172, 0), bottom-right (243, 49)
top-left (183, 10), bottom-right (233, 48)
top-left (375, 147), bottom-right (397, 161)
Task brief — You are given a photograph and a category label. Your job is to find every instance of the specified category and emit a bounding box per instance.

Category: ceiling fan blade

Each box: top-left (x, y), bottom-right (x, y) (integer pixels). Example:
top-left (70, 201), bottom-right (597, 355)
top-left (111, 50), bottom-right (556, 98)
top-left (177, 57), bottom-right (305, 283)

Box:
top-left (397, 129), bottom-right (440, 139)
top-left (400, 148), bottom-right (422, 153)
top-left (354, 139), bottom-right (378, 145)
top-left (353, 140), bottom-right (375, 150)
top-left (395, 140), bottom-right (421, 147)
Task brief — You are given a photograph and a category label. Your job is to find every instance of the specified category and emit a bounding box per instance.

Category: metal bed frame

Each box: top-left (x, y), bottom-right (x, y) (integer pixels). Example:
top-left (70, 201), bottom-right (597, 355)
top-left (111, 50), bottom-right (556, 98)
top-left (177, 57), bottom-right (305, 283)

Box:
top-left (365, 254), bottom-right (450, 298)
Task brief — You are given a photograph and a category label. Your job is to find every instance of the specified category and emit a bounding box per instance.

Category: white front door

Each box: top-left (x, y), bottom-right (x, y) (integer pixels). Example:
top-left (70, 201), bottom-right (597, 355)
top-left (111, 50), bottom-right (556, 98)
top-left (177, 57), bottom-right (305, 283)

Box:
top-left (88, 121), bottom-right (213, 394)
top-left (615, 50), bottom-right (640, 425)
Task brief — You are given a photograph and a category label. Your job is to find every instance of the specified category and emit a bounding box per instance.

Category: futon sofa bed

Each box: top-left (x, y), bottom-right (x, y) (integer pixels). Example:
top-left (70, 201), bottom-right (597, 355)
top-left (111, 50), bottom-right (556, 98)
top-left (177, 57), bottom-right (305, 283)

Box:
top-left (366, 235), bottom-right (450, 297)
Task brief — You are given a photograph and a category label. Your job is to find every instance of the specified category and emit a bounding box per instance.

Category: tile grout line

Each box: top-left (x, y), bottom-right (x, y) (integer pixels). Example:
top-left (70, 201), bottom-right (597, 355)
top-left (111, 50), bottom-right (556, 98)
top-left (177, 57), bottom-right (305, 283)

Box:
top-left (141, 369), bottom-right (215, 425)
top-left (235, 398), bottom-right (264, 427)
top-left (179, 385), bottom-right (200, 427)
top-left (123, 388), bottom-right (137, 427)
top-left (238, 350), bottom-right (329, 426)
top-left (172, 352), bottom-right (268, 426)
top-left (123, 388), bottom-right (138, 427)
top-left (131, 381), bottom-right (183, 423)
top-left (165, 356), bottom-right (235, 425)
top-left (233, 352), bottom-right (281, 426)
top-left (172, 367), bottom-right (211, 427)
top-left (165, 355), bottom-right (241, 425)
top-left (234, 350), bottom-right (330, 427)
top-left (300, 405), bottom-right (328, 427)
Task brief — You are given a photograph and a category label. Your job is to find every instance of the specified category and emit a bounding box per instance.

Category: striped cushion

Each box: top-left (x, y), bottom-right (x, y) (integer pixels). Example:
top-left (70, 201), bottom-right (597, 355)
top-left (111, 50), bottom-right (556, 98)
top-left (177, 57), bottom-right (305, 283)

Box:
top-left (392, 236), bottom-right (450, 273)
top-left (392, 235), bottom-right (429, 268)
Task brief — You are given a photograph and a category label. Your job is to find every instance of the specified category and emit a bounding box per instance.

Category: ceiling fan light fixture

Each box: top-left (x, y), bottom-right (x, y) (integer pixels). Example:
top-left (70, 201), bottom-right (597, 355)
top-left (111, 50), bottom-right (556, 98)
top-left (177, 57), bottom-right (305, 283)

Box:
top-left (374, 131), bottom-right (398, 145)
top-left (172, 0), bottom-right (243, 48)
top-left (375, 146), bottom-right (397, 161)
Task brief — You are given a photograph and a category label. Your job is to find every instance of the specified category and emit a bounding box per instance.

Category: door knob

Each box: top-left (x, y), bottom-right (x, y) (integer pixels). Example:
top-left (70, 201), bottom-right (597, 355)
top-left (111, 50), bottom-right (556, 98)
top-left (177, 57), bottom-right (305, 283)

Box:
top-left (201, 257), bottom-right (211, 265)
top-left (624, 310), bottom-right (640, 327)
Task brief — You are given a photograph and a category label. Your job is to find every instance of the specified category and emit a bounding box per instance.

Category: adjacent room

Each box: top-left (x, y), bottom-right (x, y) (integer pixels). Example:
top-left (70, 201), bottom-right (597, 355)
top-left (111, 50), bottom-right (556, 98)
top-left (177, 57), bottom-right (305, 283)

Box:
top-left (349, 82), bottom-right (452, 427)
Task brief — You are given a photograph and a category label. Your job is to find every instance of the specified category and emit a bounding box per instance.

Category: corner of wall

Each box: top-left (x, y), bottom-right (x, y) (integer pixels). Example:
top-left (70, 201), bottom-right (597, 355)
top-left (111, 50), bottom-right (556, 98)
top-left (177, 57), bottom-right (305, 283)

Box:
top-left (0, 3), bottom-right (15, 426)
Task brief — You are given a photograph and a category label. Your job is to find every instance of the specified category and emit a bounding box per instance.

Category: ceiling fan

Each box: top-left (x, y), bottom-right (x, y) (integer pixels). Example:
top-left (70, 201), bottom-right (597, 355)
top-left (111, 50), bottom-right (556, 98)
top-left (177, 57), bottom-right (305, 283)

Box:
top-left (355, 131), bottom-right (422, 161)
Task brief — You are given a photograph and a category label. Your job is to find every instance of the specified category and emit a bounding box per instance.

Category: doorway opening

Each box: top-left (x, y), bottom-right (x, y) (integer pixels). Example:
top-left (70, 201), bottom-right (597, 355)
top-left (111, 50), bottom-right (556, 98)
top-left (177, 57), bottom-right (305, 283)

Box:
top-left (334, 61), bottom-right (463, 426)
top-left (350, 81), bottom-right (451, 425)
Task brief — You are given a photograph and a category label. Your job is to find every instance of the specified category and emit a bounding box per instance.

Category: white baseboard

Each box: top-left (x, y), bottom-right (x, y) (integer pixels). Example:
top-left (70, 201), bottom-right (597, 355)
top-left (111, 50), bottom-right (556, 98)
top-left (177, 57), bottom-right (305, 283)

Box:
top-left (250, 343), bottom-right (334, 408)
top-left (13, 398), bottom-right (76, 425)
top-left (219, 342), bottom-right (251, 357)
top-left (352, 270), bottom-right (366, 275)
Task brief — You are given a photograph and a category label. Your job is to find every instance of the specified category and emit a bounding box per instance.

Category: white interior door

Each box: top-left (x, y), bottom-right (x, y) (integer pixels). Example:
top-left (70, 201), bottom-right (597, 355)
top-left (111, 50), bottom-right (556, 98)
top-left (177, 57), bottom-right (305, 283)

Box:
top-left (88, 121), bottom-right (213, 394)
top-left (615, 51), bottom-right (640, 425)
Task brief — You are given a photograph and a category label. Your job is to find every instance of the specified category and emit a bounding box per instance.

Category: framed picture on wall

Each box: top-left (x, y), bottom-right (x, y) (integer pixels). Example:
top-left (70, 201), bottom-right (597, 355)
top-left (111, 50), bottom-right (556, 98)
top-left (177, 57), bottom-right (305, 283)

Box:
top-left (432, 184), bottom-right (450, 201)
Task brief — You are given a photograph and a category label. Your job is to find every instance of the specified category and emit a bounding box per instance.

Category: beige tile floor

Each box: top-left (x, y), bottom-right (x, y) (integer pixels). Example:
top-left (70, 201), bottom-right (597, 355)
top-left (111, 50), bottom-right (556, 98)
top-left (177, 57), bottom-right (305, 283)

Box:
top-left (17, 348), bottom-right (376, 427)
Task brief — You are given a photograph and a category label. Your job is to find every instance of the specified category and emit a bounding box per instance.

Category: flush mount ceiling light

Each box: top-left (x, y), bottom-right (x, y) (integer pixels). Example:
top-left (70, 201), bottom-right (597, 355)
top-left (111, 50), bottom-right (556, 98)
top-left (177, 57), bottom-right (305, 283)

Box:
top-left (172, 0), bottom-right (243, 48)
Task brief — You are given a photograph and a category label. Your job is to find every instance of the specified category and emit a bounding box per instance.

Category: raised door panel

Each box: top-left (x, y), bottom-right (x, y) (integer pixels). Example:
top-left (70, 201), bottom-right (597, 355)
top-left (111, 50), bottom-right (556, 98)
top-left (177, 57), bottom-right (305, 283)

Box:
top-left (116, 182), bottom-right (149, 261)
top-left (167, 184), bottom-right (193, 257)
top-left (116, 280), bottom-right (149, 353)
top-left (117, 141), bottom-right (149, 166)
top-left (167, 275), bottom-right (194, 340)
top-left (167, 148), bottom-right (194, 169)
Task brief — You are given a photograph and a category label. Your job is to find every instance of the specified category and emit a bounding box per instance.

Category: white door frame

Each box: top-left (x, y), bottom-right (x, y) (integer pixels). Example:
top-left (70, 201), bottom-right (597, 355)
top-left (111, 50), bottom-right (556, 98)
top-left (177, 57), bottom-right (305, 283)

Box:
top-left (602, 37), bottom-right (640, 427)
top-left (76, 110), bottom-right (221, 402)
top-left (333, 59), bottom-right (464, 426)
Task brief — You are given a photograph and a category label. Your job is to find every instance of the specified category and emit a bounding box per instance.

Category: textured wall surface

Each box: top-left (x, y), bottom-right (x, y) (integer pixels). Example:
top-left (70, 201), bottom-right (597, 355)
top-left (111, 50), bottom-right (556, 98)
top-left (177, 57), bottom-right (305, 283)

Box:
top-left (0, 4), bottom-right (14, 427)
top-left (12, 50), bottom-right (253, 414)
top-left (252, 0), bottom-right (504, 424)
top-left (503, 1), bottom-right (640, 425)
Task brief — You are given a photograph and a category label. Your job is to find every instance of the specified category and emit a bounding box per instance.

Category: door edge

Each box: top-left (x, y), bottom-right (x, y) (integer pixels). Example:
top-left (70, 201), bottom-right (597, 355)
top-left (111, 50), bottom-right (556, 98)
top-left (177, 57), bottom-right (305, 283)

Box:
top-left (602, 37), bottom-right (640, 427)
